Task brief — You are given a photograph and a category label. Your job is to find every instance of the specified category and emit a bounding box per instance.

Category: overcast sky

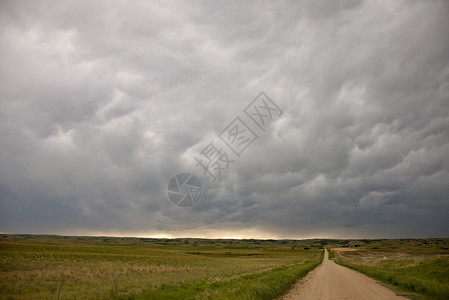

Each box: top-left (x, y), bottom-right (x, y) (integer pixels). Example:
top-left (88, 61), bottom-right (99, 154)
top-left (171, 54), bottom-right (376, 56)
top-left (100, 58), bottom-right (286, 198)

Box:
top-left (1, 0), bottom-right (448, 239)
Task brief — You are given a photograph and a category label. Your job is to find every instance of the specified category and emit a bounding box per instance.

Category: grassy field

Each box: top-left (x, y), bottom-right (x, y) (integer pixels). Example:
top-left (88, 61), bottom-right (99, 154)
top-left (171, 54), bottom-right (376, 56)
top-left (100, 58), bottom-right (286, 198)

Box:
top-left (329, 239), bottom-right (449, 300)
top-left (2, 235), bottom-right (448, 299)
top-left (0, 234), bottom-right (324, 299)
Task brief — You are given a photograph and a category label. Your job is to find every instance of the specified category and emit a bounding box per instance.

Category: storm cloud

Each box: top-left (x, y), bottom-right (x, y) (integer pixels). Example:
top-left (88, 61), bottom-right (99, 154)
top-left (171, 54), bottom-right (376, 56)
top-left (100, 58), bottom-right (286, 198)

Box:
top-left (1, 0), bottom-right (448, 238)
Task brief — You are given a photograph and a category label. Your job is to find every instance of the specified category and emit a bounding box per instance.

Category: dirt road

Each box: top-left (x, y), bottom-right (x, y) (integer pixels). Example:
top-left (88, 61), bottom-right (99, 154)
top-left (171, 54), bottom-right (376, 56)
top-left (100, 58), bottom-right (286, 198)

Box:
top-left (279, 248), bottom-right (407, 300)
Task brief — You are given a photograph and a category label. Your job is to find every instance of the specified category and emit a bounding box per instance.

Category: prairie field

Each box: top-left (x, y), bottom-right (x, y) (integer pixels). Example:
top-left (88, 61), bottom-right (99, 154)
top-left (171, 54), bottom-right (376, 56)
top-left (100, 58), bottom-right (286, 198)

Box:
top-left (2, 235), bottom-right (449, 299)
top-left (0, 234), bottom-right (323, 299)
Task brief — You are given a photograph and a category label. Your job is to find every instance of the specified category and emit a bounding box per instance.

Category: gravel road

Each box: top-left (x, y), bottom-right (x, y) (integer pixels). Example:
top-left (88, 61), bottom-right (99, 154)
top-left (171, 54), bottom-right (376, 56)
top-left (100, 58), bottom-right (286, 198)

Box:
top-left (279, 248), bottom-right (407, 300)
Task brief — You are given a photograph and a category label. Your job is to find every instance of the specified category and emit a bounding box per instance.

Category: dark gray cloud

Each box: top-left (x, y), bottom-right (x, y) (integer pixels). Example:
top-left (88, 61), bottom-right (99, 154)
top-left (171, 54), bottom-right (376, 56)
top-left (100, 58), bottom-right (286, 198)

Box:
top-left (1, 0), bottom-right (448, 238)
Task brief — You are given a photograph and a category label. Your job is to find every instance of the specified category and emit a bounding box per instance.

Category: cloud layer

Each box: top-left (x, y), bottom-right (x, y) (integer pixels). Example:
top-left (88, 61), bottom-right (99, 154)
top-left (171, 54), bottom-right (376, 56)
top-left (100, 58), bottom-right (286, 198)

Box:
top-left (1, 0), bottom-right (448, 238)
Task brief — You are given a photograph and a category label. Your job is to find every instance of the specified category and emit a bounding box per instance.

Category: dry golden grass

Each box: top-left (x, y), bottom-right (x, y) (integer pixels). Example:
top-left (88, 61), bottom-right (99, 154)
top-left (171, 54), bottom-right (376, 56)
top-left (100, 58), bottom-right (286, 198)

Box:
top-left (0, 234), bottom-right (323, 299)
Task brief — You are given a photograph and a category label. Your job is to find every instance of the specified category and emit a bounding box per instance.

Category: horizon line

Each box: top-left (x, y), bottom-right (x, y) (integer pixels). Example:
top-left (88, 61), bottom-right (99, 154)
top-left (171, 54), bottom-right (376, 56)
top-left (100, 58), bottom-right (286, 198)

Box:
top-left (1, 232), bottom-right (447, 240)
